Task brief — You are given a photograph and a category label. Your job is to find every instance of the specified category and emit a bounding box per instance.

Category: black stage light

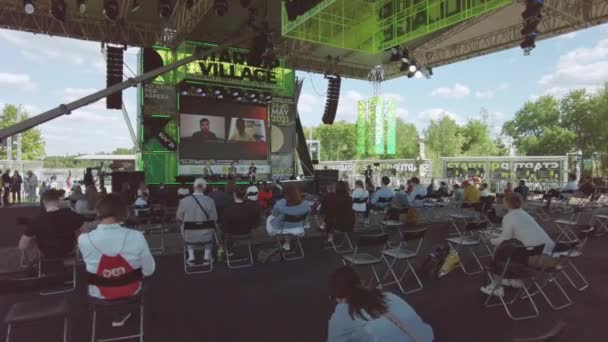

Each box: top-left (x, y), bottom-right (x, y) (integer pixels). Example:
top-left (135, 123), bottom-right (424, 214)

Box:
top-left (213, 0), bottom-right (228, 16)
top-left (389, 47), bottom-right (400, 62)
top-left (213, 89), bottom-right (222, 95)
top-left (103, 0), bottom-right (120, 20)
top-left (106, 46), bottom-right (124, 109)
top-left (231, 90), bottom-right (240, 97)
top-left (77, 0), bottom-right (87, 14)
top-left (322, 74), bottom-right (341, 125)
top-left (264, 93), bottom-right (272, 100)
top-left (217, 94), bottom-right (224, 99)
top-left (159, 0), bottom-right (173, 18)
top-left (131, 0), bottom-right (141, 12)
top-left (23, 0), bottom-right (35, 14)
top-left (50, 0), bottom-right (67, 22)
top-left (249, 92), bottom-right (257, 99)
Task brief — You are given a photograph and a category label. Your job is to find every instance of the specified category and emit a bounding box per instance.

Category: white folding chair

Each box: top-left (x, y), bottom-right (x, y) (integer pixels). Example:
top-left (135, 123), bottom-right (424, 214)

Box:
top-left (382, 228), bottom-right (427, 294)
top-left (553, 219), bottom-right (579, 241)
top-left (342, 234), bottom-right (389, 288)
top-left (182, 221), bottom-right (218, 274)
top-left (224, 233), bottom-right (255, 269)
top-left (276, 213), bottom-right (308, 261)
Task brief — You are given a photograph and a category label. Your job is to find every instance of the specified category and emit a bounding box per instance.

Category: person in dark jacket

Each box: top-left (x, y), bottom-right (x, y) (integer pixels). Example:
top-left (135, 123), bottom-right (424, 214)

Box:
top-left (2, 169), bottom-right (12, 206)
top-left (221, 187), bottom-right (260, 248)
top-left (11, 170), bottom-right (23, 203)
top-left (514, 180), bottom-right (529, 201)
top-left (321, 181), bottom-right (355, 243)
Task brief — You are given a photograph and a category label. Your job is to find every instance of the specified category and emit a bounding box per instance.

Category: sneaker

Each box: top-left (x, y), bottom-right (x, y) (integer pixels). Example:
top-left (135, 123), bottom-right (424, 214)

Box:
top-left (202, 258), bottom-right (212, 266)
top-left (480, 284), bottom-right (504, 297)
top-left (186, 259), bottom-right (196, 266)
top-left (501, 279), bottom-right (524, 288)
top-left (112, 313), bottom-right (132, 327)
top-left (282, 242), bottom-right (291, 251)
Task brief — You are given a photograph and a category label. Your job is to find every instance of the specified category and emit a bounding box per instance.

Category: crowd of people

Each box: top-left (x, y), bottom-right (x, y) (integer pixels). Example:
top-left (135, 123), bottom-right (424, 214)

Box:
top-left (0, 169), bottom-right (38, 206)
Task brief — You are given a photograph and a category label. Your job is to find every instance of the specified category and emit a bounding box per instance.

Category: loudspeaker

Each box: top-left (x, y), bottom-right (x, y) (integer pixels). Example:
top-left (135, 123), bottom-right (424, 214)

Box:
top-left (322, 75), bottom-right (341, 124)
top-left (106, 46), bottom-right (124, 110)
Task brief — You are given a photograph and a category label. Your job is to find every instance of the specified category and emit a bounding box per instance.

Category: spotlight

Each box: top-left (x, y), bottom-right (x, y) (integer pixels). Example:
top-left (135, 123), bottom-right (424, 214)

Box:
top-left (180, 90), bottom-right (188, 96)
top-left (414, 71), bottom-right (422, 79)
top-left (77, 0), bottom-right (87, 14)
top-left (252, 98), bottom-right (258, 103)
top-left (214, 89), bottom-right (222, 95)
top-left (195, 88), bottom-right (203, 94)
top-left (236, 96), bottom-right (243, 101)
top-left (249, 93), bottom-right (257, 99)
top-left (50, 0), bottom-right (67, 22)
top-left (264, 93), bottom-right (272, 100)
top-left (103, 0), bottom-right (119, 20)
top-left (213, 0), bottom-right (228, 16)
top-left (23, 0), bottom-right (35, 14)
top-left (389, 46), bottom-right (400, 62)
top-left (409, 64), bottom-right (417, 73)
top-left (217, 94), bottom-right (224, 99)
top-left (186, 0), bottom-right (195, 9)
top-left (130, 0), bottom-right (141, 12)
top-left (401, 57), bottom-right (410, 64)
top-left (232, 90), bottom-right (240, 97)
top-left (159, 0), bottom-right (173, 18)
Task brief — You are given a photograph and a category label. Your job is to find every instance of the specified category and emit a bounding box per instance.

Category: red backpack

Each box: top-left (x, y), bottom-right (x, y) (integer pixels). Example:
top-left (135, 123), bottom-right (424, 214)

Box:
top-left (88, 231), bottom-right (141, 300)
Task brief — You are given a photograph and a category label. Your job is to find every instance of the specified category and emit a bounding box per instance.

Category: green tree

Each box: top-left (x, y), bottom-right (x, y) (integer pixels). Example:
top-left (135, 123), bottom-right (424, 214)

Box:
top-left (112, 147), bottom-right (136, 154)
top-left (0, 105), bottom-right (46, 160)
top-left (314, 121), bottom-right (357, 161)
top-left (382, 119), bottom-right (418, 159)
top-left (424, 115), bottom-right (465, 176)
top-left (502, 96), bottom-right (575, 155)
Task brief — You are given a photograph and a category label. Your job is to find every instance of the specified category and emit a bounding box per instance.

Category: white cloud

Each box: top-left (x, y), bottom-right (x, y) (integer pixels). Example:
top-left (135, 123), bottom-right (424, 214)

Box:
top-left (430, 83), bottom-right (470, 99)
top-left (297, 93), bottom-right (320, 114)
top-left (557, 32), bottom-right (577, 40)
top-left (0, 72), bottom-right (35, 91)
top-left (475, 90), bottom-right (495, 99)
top-left (538, 38), bottom-right (608, 96)
top-left (410, 108), bottom-right (464, 131)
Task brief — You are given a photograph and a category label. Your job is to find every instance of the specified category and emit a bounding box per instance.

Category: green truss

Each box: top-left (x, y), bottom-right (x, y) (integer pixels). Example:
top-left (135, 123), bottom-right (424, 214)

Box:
top-left (282, 0), bottom-right (512, 53)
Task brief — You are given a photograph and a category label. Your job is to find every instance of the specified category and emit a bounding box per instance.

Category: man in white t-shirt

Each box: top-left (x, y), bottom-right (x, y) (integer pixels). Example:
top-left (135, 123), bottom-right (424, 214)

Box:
top-left (78, 194), bottom-right (155, 327)
top-left (407, 177), bottom-right (427, 208)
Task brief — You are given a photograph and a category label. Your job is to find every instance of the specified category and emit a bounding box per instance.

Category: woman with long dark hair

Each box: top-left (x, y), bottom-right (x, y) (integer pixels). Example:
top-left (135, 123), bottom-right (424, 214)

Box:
top-left (266, 184), bottom-right (311, 251)
top-left (321, 181), bottom-right (355, 243)
top-left (327, 266), bottom-right (433, 342)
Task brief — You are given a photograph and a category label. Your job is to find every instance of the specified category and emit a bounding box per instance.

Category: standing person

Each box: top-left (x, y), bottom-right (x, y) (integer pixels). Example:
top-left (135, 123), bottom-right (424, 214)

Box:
top-left (514, 180), bottom-right (529, 201)
top-left (11, 170), bottom-right (23, 204)
top-left (248, 163), bottom-right (257, 182)
top-left (364, 165), bottom-right (373, 187)
top-left (26, 170), bottom-right (38, 204)
top-left (2, 169), bottom-right (12, 206)
top-left (352, 180), bottom-right (370, 219)
top-left (228, 162), bottom-right (238, 179)
top-left (176, 178), bottom-right (218, 266)
top-left (207, 185), bottom-right (233, 221)
top-left (202, 162), bottom-right (213, 179)
top-left (78, 194), bottom-right (155, 327)
top-left (83, 168), bottom-right (94, 187)
top-left (322, 181), bottom-right (354, 243)
top-left (504, 182), bottom-right (514, 195)
top-left (327, 266), bottom-right (434, 342)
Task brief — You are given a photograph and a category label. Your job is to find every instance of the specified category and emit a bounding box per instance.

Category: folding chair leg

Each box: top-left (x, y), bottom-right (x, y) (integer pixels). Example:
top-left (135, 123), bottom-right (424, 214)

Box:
top-left (63, 316), bottom-right (68, 342)
top-left (226, 240), bottom-right (255, 269)
top-left (278, 236), bottom-right (305, 261)
top-left (383, 257), bottom-right (423, 294)
top-left (484, 275), bottom-right (540, 320)
top-left (560, 263), bottom-right (590, 291)
top-left (327, 233), bottom-right (354, 254)
top-left (183, 244), bottom-right (214, 274)
top-left (532, 277), bottom-right (573, 311)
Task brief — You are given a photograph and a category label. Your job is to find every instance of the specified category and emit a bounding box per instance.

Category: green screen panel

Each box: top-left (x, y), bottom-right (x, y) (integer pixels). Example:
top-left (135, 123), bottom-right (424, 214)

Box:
top-left (367, 97), bottom-right (376, 155)
top-left (282, 0), bottom-right (511, 53)
top-left (374, 97), bottom-right (384, 155)
top-left (142, 152), bottom-right (178, 184)
top-left (386, 99), bottom-right (396, 155)
top-left (356, 100), bottom-right (366, 156)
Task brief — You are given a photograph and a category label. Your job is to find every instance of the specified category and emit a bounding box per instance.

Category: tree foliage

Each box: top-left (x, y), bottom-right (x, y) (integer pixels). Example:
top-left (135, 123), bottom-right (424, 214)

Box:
top-left (0, 105), bottom-right (46, 160)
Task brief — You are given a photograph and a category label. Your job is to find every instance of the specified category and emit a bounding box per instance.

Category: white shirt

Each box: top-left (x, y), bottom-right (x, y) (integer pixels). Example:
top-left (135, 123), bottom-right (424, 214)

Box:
top-left (246, 186), bottom-right (259, 201)
top-left (352, 188), bottom-right (369, 212)
top-left (563, 181), bottom-right (578, 192)
top-left (491, 209), bottom-right (555, 254)
top-left (408, 184), bottom-right (428, 207)
top-left (78, 224), bottom-right (156, 299)
top-left (481, 189), bottom-right (491, 197)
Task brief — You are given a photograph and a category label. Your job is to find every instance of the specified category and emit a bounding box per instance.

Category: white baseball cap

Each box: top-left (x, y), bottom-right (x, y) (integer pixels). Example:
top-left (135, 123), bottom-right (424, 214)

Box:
top-left (193, 178), bottom-right (207, 189)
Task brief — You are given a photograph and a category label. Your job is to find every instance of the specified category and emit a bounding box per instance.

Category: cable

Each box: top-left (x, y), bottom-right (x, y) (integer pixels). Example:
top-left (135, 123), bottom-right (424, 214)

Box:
top-left (307, 72), bottom-right (326, 97)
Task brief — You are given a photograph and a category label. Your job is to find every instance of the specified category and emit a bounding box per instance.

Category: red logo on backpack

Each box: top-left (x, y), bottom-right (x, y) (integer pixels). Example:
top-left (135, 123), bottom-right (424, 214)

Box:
top-left (96, 254), bottom-right (140, 300)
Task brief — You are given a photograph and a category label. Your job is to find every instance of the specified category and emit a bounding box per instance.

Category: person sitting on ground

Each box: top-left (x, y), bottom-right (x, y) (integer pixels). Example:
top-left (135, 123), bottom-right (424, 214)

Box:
top-left (462, 181), bottom-right (481, 207)
top-left (177, 178), bottom-right (218, 266)
top-left (480, 192), bottom-right (555, 296)
top-left (177, 181), bottom-right (191, 199)
top-left (246, 181), bottom-right (259, 201)
top-left (321, 181), bottom-right (355, 243)
top-left (327, 266), bottom-right (434, 342)
top-left (514, 180), bottom-right (529, 201)
top-left (75, 185), bottom-right (100, 217)
top-left (221, 187), bottom-right (261, 248)
top-left (257, 182), bottom-right (273, 213)
top-left (407, 177), bottom-right (427, 207)
top-left (351, 180), bottom-right (369, 217)
top-left (370, 176), bottom-right (393, 211)
top-left (266, 184), bottom-right (311, 251)
top-left (78, 194), bottom-right (155, 327)
top-left (207, 185), bottom-right (233, 221)
top-left (480, 183), bottom-right (491, 198)
top-left (19, 189), bottom-right (88, 260)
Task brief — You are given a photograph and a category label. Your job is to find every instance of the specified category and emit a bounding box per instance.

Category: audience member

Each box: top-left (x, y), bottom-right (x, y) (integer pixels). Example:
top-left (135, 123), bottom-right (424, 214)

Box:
top-left (137, 182), bottom-right (150, 198)
top-left (543, 173), bottom-right (578, 208)
top-left (327, 266), bottom-right (434, 342)
top-left (221, 187), bottom-right (260, 245)
top-left (386, 186), bottom-right (409, 221)
top-left (321, 181), bottom-right (355, 243)
top-left (438, 182), bottom-right (449, 197)
top-left (408, 177), bottom-right (427, 207)
top-left (246, 182), bottom-right (259, 201)
top-left (78, 194), bottom-right (155, 327)
top-left (76, 185), bottom-right (99, 216)
top-left (576, 175), bottom-right (594, 198)
top-left (504, 182), bottom-right (513, 195)
top-left (351, 180), bottom-right (369, 216)
top-left (83, 167), bottom-right (94, 187)
top-left (11, 170), bottom-right (23, 203)
top-left (207, 185), bottom-right (233, 220)
top-left (177, 182), bottom-right (191, 199)
top-left (69, 185), bottom-right (86, 208)
top-left (480, 193), bottom-right (555, 297)
top-left (26, 170), bottom-right (38, 204)
top-left (463, 181), bottom-right (481, 207)
top-left (257, 182), bottom-right (273, 212)
top-left (480, 183), bottom-right (491, 197)
top-left (370, 176), bottom-right (393, 210)
top-left (266, 184), bottom-right (311, 251)
top-left (177, 178), bottom-right (218, 266)
top-left (452, 184), bottom-right (464, 205)
top-left (514, 180), bottom-right (529, 201)
top-left (18, 189), bottom-right (88, 259)
top-left (2, 169), bottom-right (11, 206)
top-left (563, 173), bottom-right (578, 192)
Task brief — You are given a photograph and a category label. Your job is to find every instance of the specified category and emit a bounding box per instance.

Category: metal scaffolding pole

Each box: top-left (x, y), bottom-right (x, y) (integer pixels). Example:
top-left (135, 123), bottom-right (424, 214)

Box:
top-left (0, 35), bottom-right (248, 142)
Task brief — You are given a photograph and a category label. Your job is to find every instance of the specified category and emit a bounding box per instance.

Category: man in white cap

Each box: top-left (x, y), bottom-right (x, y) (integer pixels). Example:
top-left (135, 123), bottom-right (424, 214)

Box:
top-left (176, 178), bottom-right (218, 265)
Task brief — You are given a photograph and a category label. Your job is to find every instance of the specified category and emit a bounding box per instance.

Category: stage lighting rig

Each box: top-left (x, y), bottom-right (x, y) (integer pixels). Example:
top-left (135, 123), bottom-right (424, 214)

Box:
top-left (77, 0), bottom-right (87, 14)
top-left (103, 0), bottom-right (119, 21)
top-left (213, 0), bottom-right (229, 16)
top-left (520, 0), bottom-right (544, 55)
top-left (23, 0), bottom-right (35, 14)
top-left (50, 0), bottom-right (67, 22)
top-left (159, 0), bottom-right (173, 18)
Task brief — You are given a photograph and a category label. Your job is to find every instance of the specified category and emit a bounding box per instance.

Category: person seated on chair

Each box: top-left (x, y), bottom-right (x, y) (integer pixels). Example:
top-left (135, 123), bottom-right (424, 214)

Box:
top-left (19, 189), bottom-right (89, 260)
top-left (266, 184), bottom-right (311, 251)
top-left (321, 181), bottom-right (354, 243)
top-left (544, 173), bottom-right (578, 208)
top-left (503, 182), bottom-right (514, 195)
top-left (514, 180), bottom-right (529, 201)
top-left (75, 184), bottom-right (100, 217)
top-left (575, 175), bottom-right (594, 199)
top-left (438, 182), bottom-right (450, 198)
top-left (451, 184), bottom-right (464, 205)
top-left (257, 182), bottom-right (273, 213)
top-left (386, 186), bottom-right (410, 221)
top-left (177, 178), bottom-right (218, 266)
top-left (246, 182), bottom-right (259, 201)
top-left (480, 192), bottom-right (555, 297)
top-left (480, 183), bottom-right (491, 198)
top-left (370, 176), bottom-right (393, 211)
top-left (68, 185), bottom-right (85, 209)
top-left (207, 184), bottom-right (233, 221)
top-left (407, 177), bottom-right (427, 208)
top-left (78, 193), bottom-right (155, 327)
top-left (177, 181), bottom-right (191, 199)
top-left (462, 181), bottom-right (481, 208)
top-left (351, 180), bottom-right (369, 217)
top-left (327, 266), bottom-right (434, 342)
top-left (221, 187), bottom-right (261, 248)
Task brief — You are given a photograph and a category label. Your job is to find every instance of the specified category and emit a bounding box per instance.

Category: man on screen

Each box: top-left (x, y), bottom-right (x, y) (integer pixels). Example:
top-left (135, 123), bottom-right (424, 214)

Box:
top-left (230, 118), bottom-right (256, 142)
top-left (191, 118), bottom-right (218, 142)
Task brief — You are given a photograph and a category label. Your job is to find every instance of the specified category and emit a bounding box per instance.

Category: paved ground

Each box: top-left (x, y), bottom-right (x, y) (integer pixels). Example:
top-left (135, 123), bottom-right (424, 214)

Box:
top-left (0, 205), bottom-right (606, 341)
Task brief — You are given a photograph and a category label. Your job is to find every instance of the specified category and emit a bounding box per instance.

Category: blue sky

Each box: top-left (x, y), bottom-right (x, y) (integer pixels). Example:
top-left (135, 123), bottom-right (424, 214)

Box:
top-left (0, 23), bottom-right (607, 156)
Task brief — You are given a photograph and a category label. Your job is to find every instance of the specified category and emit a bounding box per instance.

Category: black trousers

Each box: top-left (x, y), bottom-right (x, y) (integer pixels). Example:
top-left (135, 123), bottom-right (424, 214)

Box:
top-left (2, 187), bottom-right (10, 206)
top-left (12, 187), bottom-right (21, 203)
